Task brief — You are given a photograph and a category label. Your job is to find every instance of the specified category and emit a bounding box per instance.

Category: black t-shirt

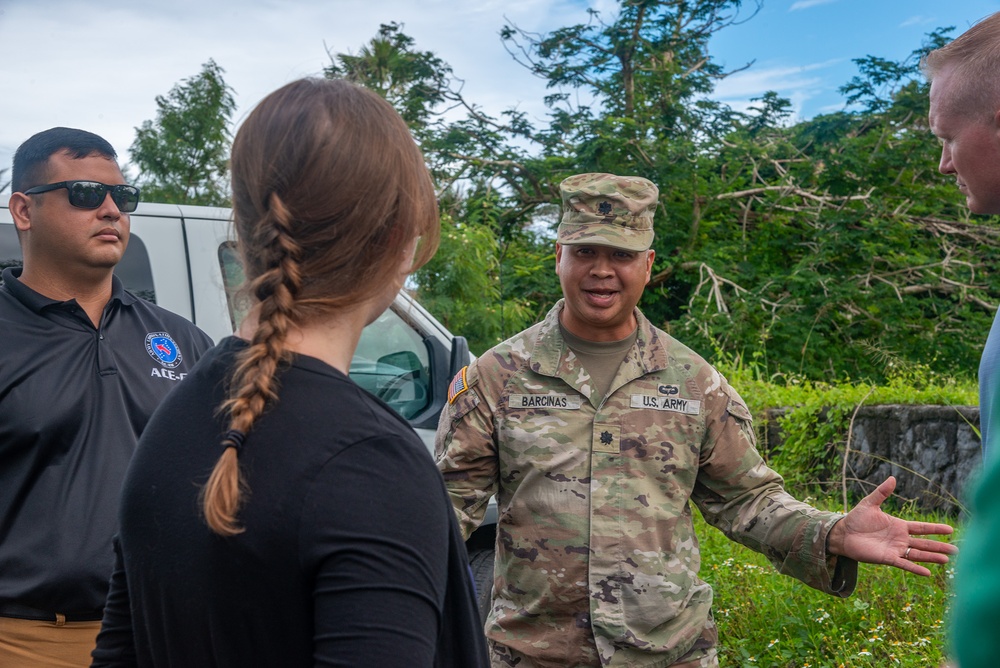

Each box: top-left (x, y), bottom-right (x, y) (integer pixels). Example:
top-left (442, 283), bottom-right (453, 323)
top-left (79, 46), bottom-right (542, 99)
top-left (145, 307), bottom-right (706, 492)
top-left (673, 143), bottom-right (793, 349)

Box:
top-left (91, 337), bottom-right (488, 667)
top-left (0, 267), bottom-right (214, 617)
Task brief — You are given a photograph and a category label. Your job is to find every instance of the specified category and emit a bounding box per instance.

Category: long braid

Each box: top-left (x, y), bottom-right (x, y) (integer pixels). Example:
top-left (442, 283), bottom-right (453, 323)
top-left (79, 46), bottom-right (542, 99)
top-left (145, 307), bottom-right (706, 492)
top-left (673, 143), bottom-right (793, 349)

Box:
top-left (202, 193), bottom-right (304, 536)
top-left (202, 77), bottom-right (441, 535)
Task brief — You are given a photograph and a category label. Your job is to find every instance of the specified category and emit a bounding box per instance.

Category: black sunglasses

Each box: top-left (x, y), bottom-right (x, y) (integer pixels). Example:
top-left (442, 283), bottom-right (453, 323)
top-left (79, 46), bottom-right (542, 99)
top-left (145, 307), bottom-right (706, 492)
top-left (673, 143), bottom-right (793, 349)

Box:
top-left (23, 180), bottom-right (141, 213)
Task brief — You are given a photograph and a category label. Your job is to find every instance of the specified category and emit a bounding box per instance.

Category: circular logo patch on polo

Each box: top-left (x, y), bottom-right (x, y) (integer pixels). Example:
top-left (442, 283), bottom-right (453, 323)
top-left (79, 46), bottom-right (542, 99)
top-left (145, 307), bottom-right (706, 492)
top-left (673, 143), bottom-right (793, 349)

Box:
top-left (145, 332), bottom-right (182, 368)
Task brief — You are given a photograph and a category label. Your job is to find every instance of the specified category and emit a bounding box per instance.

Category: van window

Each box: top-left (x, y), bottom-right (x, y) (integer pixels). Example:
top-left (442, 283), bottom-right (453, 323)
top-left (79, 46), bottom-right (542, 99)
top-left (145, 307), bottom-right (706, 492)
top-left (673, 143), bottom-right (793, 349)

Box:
top-left (354, 309), bottom-right (432, 419)
top-left (0, 223), bottom-right (156, 303)
top-left (115, 235), bottom-right (156, 303)
top-left (217, 240), bottom-right (432, 419)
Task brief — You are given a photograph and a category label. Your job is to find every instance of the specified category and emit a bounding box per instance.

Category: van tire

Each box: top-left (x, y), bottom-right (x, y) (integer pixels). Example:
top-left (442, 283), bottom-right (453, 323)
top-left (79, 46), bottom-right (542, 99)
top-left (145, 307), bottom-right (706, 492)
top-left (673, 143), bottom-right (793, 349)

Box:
top-left (468, 547), bottom-right (494, 624)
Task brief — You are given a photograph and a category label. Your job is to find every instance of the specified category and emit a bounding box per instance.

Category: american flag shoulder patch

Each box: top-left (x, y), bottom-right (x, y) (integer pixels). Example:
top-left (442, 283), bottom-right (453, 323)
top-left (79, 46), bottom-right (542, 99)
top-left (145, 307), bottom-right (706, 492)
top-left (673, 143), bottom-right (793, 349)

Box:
top-left (448, 366), bottom-right (470, 404)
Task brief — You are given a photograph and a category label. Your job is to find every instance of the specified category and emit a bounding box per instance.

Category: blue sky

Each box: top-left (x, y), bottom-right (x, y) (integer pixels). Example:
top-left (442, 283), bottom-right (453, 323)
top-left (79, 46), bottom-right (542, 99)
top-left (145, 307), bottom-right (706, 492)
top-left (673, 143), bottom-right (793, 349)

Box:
top-left (709, 0), bottom-right (999, 118)
top-left (0, 0), bottom-right (997, 191)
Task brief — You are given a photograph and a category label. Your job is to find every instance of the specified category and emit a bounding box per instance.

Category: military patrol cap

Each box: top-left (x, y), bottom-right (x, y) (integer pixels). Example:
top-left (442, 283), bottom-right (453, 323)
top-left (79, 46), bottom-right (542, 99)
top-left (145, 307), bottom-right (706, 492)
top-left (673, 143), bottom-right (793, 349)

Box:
top-left (557, 173), bottom-right (658, 251)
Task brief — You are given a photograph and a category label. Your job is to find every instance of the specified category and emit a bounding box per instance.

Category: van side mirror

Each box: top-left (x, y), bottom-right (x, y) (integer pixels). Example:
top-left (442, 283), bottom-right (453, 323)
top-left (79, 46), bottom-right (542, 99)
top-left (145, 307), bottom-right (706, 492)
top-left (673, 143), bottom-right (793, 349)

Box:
top-left (407, 335), bottom-right (471, 431)
top-left (448, 336), bottom-right (470, 379)
top-left (374, 350), bottom-right (427, 419)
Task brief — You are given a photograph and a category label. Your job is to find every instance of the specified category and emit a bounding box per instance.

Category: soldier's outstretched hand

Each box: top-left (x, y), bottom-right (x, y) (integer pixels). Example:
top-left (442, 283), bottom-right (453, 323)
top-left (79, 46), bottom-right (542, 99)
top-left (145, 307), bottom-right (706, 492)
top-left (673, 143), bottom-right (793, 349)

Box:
top-left (825, 476), bottom-right (959, 576)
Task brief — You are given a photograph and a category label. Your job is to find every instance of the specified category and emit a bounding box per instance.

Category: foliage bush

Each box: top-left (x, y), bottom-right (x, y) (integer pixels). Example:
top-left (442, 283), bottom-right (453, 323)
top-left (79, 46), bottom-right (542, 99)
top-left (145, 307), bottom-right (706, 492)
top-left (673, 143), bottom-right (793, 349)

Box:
top-left (713, 350), bottom-right (978, 491)
top-left (412, 207), bottom-right (544, 355)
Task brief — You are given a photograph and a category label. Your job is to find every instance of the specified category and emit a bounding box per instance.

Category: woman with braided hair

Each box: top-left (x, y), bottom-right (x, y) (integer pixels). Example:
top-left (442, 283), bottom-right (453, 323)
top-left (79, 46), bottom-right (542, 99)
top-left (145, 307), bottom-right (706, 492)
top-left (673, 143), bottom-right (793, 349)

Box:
top-left (91, 78), bottom-right (488, 667)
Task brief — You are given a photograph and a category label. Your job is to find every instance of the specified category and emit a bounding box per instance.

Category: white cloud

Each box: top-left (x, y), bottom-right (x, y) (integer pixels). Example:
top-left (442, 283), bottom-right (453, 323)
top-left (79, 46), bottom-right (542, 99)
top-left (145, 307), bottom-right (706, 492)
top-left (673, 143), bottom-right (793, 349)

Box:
top-left (0, 0), bottom-right (563, 180)
top-left (817, 101), bottom-right (849, 114)
top-left (2, 0), bottom-right (989, 190)
top-left (900, 15), bottom-right (936, 28)
top-left (711, 60), bottom-right (844, 123)
top-left (713, 60), bottom-right (838, 98)
top-left (789, 0), bottom-right (839, 11)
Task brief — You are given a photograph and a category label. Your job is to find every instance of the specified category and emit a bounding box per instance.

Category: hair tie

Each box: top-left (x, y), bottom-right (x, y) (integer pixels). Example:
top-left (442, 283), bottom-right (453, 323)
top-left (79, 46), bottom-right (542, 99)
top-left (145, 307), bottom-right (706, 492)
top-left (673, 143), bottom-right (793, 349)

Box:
top-left (222, 429), bottom-right (247, 454)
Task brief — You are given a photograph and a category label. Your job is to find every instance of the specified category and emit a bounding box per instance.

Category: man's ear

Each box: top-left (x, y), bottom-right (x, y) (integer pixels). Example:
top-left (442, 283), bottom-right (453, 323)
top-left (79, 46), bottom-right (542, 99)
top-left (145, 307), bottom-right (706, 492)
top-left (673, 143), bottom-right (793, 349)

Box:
top-left (8, 193), bottom-right (32, 233)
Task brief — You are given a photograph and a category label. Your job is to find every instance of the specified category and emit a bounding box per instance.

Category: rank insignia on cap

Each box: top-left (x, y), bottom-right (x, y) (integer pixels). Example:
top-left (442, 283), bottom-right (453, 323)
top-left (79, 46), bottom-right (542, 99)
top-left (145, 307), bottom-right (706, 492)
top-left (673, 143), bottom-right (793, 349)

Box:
top-left (448, 366), bottom-right (470, 404)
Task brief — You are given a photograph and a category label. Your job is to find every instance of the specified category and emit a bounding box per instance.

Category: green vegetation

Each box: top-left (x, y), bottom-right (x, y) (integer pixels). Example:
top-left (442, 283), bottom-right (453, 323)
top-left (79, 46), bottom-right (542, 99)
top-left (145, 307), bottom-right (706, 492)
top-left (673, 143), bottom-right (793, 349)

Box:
top-left (130, 59), bottom-right (235, 206)
top-left (129, 1), bottom-right (999, 374)
top-left (697, 503), bottom-right (958, 668)
top-left (324, 22), bottom-right (452, 136)
top-left (412, 210), bottom-right (540, 354)
top-left (715, 355), bottom-right (977, 491)
top-left (695, 357), bottom-right (968, 666)
top-left (325, 2), bottom-right (999, 374)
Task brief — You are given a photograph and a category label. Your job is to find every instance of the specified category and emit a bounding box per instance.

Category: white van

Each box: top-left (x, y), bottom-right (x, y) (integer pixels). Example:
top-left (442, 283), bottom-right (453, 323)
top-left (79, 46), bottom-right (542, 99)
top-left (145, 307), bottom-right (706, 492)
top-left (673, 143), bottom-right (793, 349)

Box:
top-left (0, 201), bottom-right (496, 618)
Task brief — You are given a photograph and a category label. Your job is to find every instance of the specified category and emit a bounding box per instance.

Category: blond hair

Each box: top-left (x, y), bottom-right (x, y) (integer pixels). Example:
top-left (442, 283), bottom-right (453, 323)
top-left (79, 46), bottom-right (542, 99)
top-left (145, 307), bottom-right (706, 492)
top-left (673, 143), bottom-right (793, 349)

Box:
top-left (923, 12), bottom-right (1000, 117)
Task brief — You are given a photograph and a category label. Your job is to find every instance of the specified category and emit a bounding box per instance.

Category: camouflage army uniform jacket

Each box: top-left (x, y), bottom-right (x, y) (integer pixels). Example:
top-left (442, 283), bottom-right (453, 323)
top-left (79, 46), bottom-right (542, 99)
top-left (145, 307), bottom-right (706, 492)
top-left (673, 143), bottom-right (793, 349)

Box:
top-left (436, 301), bottom-right (857, 668)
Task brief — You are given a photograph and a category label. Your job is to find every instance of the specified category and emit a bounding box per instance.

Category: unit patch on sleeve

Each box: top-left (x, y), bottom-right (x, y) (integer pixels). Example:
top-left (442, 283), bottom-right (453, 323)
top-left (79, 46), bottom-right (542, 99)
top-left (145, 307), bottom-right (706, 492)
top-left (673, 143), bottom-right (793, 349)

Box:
top-left (448, 366), bottom-right (470, 404)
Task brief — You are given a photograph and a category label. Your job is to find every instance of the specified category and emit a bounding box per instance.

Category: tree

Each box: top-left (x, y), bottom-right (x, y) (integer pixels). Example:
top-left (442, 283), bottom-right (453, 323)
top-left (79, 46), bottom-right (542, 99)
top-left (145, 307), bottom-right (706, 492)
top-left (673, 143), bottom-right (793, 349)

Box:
top-left (325, 23), bottom-right (454, 134)
top-left (130, 60), bottom-right (235, 206)
top-left (337, 8), bottom-right (1000, 381)
top-left (662, 28), bottom-right (999, 380)
top-left (327, 24), bottom-right (559, 349)
top-left (455, 5), bottom-right (998, 381)
top-left (413, 206), bottom-right (540, 355)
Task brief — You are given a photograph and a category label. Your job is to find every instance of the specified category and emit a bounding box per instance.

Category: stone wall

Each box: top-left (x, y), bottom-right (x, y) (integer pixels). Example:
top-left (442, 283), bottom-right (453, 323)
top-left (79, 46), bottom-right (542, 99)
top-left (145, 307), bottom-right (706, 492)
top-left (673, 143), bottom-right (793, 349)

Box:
top-left (762, 405), bottom-right (982, 514)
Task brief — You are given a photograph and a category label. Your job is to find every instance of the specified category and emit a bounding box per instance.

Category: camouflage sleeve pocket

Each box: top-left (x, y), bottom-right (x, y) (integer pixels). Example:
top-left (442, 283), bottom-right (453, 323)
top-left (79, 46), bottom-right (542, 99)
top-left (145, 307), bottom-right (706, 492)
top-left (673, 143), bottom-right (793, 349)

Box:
top-left (725, 389), bottom-right (757, 447)
top-left (448, 387), bottom-right (481, 422)
top-left (726, 397), bottom-right (753, 423)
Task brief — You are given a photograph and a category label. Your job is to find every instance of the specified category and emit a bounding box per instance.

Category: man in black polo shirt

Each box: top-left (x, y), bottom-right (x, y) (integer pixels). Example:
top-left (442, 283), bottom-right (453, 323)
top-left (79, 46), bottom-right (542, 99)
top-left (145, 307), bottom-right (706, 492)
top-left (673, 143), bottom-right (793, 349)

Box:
top-left (0, 127), bottom-right (214, 666)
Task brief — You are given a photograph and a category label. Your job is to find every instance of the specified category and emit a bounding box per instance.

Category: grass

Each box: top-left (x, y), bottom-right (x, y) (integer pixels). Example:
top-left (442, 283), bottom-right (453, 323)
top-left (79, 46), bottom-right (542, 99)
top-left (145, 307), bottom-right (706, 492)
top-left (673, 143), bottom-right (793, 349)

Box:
top-left (695, 500), bottom-right (958, 668)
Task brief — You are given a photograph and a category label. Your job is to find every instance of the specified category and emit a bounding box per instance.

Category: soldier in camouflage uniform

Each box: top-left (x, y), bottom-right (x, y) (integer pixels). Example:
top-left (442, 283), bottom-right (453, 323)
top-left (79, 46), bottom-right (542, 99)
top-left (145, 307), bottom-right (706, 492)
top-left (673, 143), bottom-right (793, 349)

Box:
top-left (436, 173), bottom-right (958, 668)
